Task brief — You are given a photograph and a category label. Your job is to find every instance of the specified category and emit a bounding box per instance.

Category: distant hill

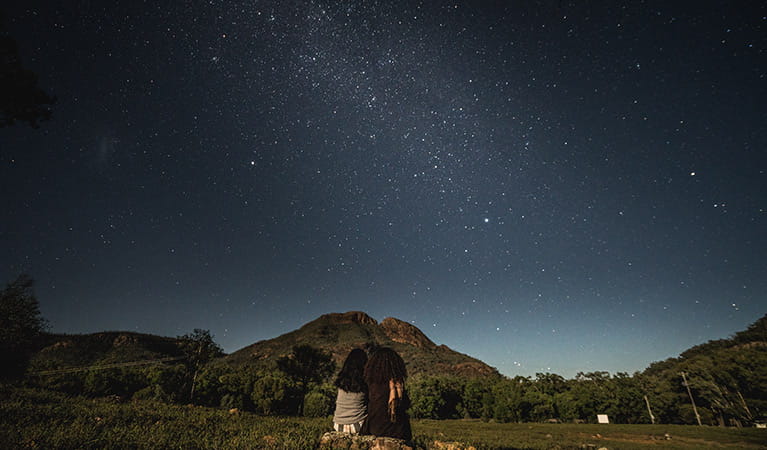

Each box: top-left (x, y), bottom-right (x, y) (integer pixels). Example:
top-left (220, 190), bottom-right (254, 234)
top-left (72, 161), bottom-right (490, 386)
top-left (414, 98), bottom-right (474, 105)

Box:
top-left (638, 314), bottom-right (767, 425)
top-left (222, 311), bottom-right (500, 378)
top-left (642, 314), bottom-right (767, 377)
top-left (28, 331), bottom-right (186, 373)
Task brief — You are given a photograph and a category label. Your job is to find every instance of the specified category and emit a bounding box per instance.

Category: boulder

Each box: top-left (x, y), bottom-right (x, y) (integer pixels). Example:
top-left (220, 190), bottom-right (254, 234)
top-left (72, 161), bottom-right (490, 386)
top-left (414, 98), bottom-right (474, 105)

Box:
top-left (430, 441), bottom-right (476, 450)
top-left (319, 432), bottom-right (413, 450)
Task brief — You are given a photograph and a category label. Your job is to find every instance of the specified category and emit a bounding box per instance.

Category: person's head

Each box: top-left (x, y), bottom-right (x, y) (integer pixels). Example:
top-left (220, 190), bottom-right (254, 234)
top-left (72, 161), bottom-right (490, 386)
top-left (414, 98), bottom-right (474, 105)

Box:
top-left (334, 348), bottom-right (368, 393)
top-left (364, 347), bottom-right (407, 385)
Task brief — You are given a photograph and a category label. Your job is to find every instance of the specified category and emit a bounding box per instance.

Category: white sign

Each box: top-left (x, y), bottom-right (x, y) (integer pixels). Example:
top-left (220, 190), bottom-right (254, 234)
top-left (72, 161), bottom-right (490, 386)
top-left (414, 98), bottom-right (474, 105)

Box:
top-left (597, 414), bottom-right (609, 424)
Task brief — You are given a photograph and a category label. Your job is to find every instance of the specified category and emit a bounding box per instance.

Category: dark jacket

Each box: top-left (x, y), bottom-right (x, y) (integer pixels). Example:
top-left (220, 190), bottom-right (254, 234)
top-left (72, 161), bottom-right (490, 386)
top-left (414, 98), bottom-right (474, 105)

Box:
top-left (360, 379), bottom-right (412, 441)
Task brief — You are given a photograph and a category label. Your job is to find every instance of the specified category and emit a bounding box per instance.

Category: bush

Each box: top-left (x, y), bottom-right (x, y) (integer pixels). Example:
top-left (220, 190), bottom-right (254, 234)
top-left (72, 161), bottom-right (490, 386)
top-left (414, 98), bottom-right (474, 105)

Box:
top-left (220, 393), bottom-right (248, 410)
top-left (303, 390), bottom-right (333, 417)
top-left (251, 372), bottom-right (301, 415)
top-left (409, 376), bottom-right (463, 419)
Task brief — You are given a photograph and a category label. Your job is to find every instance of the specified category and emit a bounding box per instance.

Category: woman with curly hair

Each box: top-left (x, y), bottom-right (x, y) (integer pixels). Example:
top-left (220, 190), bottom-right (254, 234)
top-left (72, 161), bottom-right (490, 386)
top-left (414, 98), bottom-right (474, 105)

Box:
top-left (332, 348), bottom-right (368, 434)
top-left (360, 347), bottom-right (412, 441)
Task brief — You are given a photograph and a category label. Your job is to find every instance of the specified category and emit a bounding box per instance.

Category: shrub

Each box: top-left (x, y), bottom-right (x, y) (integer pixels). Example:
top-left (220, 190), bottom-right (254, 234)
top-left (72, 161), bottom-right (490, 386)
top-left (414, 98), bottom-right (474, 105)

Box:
top-left (303, 390), bottom-right (333, 417)
top-left (220, 393), bottom-right (248, 410)
top-left (251, 372), bottom-right (301, 415)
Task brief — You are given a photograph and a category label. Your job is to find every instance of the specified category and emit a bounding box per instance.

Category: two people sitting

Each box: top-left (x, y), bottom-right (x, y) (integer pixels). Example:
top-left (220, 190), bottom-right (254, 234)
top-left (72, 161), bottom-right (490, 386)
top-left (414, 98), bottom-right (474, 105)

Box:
top-left (332, 347), bottom-right (412, 442)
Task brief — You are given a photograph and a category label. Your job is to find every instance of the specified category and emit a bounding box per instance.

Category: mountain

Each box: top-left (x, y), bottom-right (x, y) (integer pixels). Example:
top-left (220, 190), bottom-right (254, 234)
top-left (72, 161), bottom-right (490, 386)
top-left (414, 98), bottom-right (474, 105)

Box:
top-left (222, 311), bottom-right (500, 378)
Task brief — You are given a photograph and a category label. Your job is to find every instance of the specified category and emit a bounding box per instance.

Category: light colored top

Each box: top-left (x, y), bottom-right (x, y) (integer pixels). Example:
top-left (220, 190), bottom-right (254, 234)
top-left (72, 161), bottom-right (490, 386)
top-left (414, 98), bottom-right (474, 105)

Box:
top-left (332, 389), bottom-right (367, 424)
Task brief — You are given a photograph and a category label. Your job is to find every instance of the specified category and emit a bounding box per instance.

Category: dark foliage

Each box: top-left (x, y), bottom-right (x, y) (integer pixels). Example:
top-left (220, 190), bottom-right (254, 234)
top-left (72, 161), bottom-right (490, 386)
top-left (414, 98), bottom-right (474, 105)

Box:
top-left (0, 17), bottom-right (55, 128)
top-left (0, 274), bottom-right (47, 380)
top-left (177, 329), bottom-right (224, 401)
top-left (177, 329), bottom-right (224, 365)
top-left (276, 344), bottom-right (335, 386)
top-left (334, 348), bottom-right (368, 393)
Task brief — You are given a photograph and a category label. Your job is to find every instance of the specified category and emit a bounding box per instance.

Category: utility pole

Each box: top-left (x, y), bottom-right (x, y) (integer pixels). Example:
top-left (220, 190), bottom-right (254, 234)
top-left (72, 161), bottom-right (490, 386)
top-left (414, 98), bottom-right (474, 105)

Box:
top-left (644, 395), bottom-right (656, 424)
top-left (680, 372), bottom-right (702, 426)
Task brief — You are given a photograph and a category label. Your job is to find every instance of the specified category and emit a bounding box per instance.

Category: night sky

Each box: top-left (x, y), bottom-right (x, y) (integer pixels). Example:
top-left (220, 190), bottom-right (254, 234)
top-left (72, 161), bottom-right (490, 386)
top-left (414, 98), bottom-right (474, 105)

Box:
top-left (2, 1), bottom-right (765, 378)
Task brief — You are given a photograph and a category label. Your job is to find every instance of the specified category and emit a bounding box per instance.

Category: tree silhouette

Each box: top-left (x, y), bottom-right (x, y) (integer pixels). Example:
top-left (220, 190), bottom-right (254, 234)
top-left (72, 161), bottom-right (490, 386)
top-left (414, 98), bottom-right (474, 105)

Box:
top-left (276, 344), bottom-right (335, 415)
top-left (0, 274), bottom-right (47, 380)
top-left (0, 13), bottom-right (56, 128)
top-left (177, 329), bottom-right (224, 401)
top-left (276, 344), bottom-right (335, 387)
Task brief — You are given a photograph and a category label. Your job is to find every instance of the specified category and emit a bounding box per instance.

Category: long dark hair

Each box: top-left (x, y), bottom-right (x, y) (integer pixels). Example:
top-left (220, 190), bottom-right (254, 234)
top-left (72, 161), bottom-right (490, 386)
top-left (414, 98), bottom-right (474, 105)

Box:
top-left (364, 347), bottom-right (407, 385)
top-left (334, 348), bottom-right (368, 393)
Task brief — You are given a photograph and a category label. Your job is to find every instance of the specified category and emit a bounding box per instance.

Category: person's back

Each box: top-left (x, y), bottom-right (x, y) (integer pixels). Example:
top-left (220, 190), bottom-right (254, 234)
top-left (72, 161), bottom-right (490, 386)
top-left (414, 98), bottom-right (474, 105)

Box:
top-left (332, 349), bottom-right (368, 434)
top-left (333, 388), bottom-right (367, 432)
top-left (360, 347), bottom-right (412, 441)
top-left (362, 377), bottom-right (412, 440)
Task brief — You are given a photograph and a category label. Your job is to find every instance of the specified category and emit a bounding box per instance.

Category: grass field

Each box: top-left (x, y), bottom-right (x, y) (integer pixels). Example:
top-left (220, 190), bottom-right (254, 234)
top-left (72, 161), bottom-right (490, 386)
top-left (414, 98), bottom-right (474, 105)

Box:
top-left (1, 388), bottom-right (765, 449)
top-left (413, 420), bottom-right (767, 449)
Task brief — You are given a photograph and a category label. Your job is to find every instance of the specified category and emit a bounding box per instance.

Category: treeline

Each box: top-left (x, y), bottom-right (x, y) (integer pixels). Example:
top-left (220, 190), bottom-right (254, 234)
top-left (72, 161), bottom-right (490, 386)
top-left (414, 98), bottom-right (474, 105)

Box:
top-left (26, 336), bottom-right (766, 426)
top-left (408, 363), bottom-right (764, 426)
top-left (404, 318), bottom-right (767, 426)
top-left (28, 344), bottom-right (341, 418)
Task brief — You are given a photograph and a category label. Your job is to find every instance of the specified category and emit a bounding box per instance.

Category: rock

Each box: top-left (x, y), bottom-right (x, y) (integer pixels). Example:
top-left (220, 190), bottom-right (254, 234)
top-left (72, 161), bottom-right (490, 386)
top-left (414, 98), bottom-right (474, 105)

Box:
top-left (322, 311), bottom-right (379, 325)
top-left (113, 334), bottom-right (139, 346)
top-left (431, 440), bottom-right (476, 450)
top-left (380, 317), bottom-right (436, 348)
top-left (319, 432), bottom-right (413, 450)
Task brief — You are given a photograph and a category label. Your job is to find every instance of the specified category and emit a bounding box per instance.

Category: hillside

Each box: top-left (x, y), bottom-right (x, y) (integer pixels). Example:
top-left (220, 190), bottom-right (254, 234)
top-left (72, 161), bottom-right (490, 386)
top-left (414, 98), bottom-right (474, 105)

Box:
top-left (221, 311), bottom-right (500, 378)
top-left (28, 331), bottom-right (186, 373)
top-left (638, 314), bottom-right (767, 425)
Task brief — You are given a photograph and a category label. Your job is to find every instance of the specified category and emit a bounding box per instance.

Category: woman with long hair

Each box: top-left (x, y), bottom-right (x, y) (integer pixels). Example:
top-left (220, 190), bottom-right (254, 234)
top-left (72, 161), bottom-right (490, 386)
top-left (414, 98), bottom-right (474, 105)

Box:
top-left (360, 347), bottom-right (412, 441)
top-left (332, 348), bottom-right (368, 434)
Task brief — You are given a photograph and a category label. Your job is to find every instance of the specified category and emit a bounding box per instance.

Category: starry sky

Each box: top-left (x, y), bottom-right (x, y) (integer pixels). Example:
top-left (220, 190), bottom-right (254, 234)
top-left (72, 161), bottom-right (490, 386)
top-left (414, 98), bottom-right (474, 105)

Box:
top-left (2, 1), bottom-right (765, 378)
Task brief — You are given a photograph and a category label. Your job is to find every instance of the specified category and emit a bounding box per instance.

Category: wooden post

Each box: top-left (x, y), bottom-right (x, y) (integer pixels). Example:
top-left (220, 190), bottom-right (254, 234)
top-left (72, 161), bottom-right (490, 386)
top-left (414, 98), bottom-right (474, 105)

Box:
top-left (681, 372), bottom-right (702, 426)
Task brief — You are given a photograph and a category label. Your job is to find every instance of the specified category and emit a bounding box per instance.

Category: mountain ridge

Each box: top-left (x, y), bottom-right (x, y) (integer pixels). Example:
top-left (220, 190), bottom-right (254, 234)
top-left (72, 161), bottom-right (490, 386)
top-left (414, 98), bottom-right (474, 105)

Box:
top-left (222, 311), bottom-right (500, 378)
top-left (27, 312), bottom-right (767, 382)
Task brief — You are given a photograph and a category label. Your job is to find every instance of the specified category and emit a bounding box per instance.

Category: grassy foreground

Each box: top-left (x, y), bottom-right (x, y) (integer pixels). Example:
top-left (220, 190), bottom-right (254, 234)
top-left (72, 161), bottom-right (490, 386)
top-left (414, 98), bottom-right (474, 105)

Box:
top-left (1, 388), bottom-right (765, 449)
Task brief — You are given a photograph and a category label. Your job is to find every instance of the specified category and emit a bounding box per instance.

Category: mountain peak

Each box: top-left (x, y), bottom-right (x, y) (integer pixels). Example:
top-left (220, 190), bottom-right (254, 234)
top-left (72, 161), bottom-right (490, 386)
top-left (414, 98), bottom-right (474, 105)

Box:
top-left (319, 311), bottom-right (378, 325)
top-left (380, 317), bottom-right (436, 348)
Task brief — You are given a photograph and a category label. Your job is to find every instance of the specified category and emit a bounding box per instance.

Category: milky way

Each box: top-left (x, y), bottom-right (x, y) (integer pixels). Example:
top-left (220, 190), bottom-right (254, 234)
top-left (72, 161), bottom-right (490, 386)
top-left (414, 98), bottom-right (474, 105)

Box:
top-left (2, 1), bottom-right (765, 377)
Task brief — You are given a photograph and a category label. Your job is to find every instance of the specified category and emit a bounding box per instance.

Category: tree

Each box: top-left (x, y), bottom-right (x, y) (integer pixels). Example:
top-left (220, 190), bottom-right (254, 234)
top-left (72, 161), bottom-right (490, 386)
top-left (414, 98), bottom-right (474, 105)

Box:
top-left (276, 344), bottom-right (335, 387)
top-left (0, 16), bottom-right (56, 128)
top-left (462, 377), bottom-right (492, 418)
top-left (251, 371), bottom-right (301, 415)
top-left (409, 376), bottom-right (448, 419)
top-left (276, 344), bottom-right (335, 415)
top-left (488, 377), bottom-right (525, 422)
top-left (177, 329), bottom-right (224, 401)
top-left (303, 384), bottom-right (335, 417)
top-left (0, 274), bottom-right (47, 380)
top-left (409, 375), bottom-right (463, 419)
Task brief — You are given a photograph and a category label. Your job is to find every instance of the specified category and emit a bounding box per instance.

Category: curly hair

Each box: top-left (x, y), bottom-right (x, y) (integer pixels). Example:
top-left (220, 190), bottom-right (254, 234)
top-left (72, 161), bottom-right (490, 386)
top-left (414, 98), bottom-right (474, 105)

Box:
top-left (364, 347), bottom-right (407, 385)
top-left (334, 348), bottom-right (368, 393)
